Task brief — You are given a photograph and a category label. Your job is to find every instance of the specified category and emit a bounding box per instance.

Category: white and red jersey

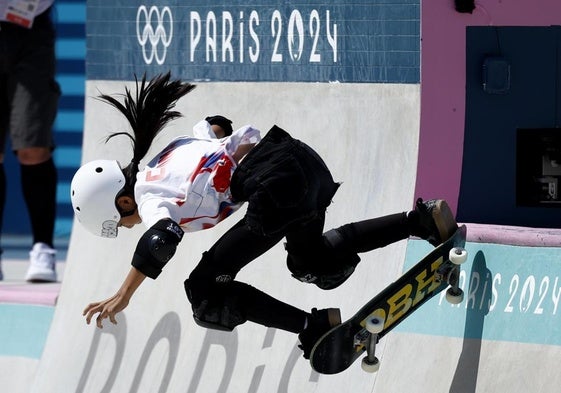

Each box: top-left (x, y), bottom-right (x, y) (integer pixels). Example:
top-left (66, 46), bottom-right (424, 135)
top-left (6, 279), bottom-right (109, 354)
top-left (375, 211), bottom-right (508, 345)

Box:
top-left (135, 125), bottom-right (261, 232)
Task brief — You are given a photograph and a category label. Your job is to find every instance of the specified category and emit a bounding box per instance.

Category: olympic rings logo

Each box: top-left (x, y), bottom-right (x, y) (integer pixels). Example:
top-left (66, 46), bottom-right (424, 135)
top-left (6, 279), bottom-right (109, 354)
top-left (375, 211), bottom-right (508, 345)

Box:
top-left (136, 6), bottom-right (173, 65)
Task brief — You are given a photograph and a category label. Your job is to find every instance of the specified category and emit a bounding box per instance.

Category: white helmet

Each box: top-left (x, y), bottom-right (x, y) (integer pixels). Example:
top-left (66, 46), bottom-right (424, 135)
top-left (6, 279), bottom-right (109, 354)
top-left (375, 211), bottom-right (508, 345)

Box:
top-left (70, 160), bottom-right (126, 238)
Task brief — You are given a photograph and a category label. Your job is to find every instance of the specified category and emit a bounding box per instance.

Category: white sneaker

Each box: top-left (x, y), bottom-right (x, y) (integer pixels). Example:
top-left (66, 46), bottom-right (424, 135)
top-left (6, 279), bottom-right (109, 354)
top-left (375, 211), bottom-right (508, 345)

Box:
top-left (25, 242), bottom-right (57, 283)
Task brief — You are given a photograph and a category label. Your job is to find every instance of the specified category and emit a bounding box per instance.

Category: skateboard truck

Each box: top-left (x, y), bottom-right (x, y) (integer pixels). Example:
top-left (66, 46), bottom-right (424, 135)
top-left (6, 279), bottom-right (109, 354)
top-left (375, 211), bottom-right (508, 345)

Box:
top-left (359, 315), bottom-right (384, 372)
top-left (356, 246), bottom-right (468, 373)
top-left (437, 247), bottom-right (468, 304)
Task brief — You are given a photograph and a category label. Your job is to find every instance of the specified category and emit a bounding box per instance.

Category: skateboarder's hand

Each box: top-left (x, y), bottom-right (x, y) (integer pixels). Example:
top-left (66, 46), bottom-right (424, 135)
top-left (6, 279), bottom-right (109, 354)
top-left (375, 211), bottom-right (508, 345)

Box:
top-left (83, 267), bottom-right (147, 328)
top-left (83, 292), bottom-right (130, 328)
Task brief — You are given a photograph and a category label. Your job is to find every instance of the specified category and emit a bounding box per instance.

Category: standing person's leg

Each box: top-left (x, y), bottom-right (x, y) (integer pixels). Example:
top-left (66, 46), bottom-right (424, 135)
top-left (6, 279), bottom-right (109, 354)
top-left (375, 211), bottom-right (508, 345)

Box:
top-left (0, 162), bottom-right (5, 280)
top-left (19, 150), bottom-right (58, 282)
top-left (9, 9), bottom-right (60, 282)
top-left (0, 71), bottom-right (7, 280)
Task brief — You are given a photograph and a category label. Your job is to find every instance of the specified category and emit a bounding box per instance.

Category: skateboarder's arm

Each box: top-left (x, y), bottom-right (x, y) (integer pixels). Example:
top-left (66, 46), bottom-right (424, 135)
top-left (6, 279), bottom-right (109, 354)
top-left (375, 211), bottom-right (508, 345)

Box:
top-left (82, 218), bottom-right (184, 328)
top-left (83, 266), bottom-right (146, 329)
top-left (130, 218), bottom-right (184, 279)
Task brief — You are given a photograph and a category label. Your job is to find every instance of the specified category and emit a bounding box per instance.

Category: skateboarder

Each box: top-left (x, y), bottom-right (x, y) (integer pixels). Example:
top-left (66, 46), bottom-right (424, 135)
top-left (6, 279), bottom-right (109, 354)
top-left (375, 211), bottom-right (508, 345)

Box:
top-left (73, 73), bottom-right (458, 360)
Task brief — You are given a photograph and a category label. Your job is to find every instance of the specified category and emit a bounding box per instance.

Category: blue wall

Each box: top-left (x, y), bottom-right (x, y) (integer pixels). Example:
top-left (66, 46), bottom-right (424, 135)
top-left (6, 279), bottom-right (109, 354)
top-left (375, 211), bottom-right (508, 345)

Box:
top-left (458, 26), bottom-right (561, 228)
top-left (3, 1), bottom-right (85, 238)
top-left (87, 0), bottom-right (420, 83)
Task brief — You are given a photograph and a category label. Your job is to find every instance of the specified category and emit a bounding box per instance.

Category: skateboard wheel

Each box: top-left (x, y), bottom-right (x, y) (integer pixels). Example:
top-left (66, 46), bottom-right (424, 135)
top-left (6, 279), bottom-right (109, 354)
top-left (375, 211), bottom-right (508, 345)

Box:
top-left (449, 247), bottom-right (467, 265)
top-left (361, 356), bottom-right (380, 373)
top-left (365, 315), bottom-right (385, 334)
top-left (445, 287), bottom-right (464, 304)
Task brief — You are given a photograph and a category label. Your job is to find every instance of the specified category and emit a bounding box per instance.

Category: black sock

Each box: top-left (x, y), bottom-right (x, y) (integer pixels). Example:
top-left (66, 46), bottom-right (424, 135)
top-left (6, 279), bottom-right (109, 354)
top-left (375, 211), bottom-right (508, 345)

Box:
top-left (21, 158), bottom-right (57, 247)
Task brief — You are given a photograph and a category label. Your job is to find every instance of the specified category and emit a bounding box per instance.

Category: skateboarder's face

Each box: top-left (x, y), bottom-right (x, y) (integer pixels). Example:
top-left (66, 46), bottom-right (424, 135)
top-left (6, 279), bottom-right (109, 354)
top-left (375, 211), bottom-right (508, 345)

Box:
top-left (210, 124), bottom-right (227, 138)
top-left (116, 195), bottom-right (142, 229)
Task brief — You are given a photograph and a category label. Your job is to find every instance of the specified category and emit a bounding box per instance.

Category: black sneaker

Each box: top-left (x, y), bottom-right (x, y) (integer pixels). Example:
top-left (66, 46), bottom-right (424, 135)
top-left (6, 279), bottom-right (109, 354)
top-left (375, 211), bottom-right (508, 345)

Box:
top-left (298, 308), bottom-right (341, 359)
top-left (411, 198), bottom-right (458, 246)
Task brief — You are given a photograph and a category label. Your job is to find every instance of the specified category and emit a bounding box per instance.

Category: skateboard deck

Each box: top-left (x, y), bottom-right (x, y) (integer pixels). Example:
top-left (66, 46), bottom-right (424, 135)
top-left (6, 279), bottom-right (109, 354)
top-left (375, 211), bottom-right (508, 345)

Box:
top-left (310, 225), bottom-right (467, 375)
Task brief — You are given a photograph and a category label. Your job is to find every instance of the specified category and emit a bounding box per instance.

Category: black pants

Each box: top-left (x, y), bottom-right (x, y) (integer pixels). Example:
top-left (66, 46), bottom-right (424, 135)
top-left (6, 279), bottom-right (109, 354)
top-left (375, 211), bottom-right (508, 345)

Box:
top-left (185, 126), bottom-right (411, 333)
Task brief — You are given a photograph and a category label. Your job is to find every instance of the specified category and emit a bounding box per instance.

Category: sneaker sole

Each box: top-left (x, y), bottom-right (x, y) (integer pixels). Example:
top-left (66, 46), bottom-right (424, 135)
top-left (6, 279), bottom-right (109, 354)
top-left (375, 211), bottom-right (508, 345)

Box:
top-left (26, 273), bottom-right (57, 283)
top-left (432, 200), bottom-right (457, 243)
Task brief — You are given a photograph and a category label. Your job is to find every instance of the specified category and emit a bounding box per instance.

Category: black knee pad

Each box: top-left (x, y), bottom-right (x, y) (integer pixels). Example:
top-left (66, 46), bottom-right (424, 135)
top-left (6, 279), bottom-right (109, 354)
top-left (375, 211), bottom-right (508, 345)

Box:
top-left (287, 256), bottom-right (359, 290)
top-left (184, 277), bottom-right (247, 331)
top-left (285, 234), bottom-right (360, 291)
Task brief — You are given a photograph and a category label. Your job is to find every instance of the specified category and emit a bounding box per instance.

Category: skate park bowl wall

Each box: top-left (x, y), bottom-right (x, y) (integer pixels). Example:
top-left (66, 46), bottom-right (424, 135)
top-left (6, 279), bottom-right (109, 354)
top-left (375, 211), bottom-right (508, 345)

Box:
top-left (9, 1), bottom-right (561, 392)
top-left (31, 80), bottom-right (420, 393)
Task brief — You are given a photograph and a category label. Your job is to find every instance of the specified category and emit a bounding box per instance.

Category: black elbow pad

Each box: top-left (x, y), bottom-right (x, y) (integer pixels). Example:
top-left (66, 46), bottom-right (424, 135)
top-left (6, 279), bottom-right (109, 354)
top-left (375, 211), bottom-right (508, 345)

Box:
top-left (132, 218), bottom-right (184, 279)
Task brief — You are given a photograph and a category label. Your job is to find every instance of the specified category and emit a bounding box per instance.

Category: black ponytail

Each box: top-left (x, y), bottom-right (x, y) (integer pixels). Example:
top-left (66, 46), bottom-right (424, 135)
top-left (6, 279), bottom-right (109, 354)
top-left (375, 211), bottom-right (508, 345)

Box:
top-left (98, 72), bottom-right (196, 192)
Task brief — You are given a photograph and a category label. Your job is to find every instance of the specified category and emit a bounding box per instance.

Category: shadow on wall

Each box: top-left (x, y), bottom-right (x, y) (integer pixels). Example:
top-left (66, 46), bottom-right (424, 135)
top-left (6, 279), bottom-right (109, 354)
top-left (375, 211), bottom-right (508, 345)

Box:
top-left (449, 251), bottom-right (492, 393)
top-left (76, 312), bottom-right (181, 393)
top-left (74, 311), bottom-right (318, 393)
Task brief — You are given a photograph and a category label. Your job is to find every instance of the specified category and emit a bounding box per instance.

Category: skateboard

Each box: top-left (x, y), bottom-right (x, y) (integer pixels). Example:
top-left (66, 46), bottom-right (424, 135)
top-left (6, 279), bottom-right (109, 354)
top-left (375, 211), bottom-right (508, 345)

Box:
top-left (310, 225), bottom-right (468, 375)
